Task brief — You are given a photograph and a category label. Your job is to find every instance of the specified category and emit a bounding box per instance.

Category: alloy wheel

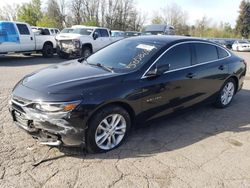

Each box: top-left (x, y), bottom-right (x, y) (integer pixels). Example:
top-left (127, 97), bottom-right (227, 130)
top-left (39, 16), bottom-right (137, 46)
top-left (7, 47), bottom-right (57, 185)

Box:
top-left (221, 81), bottom-right (235, 105)
top-left (95, 114), bottom-right (126, 150)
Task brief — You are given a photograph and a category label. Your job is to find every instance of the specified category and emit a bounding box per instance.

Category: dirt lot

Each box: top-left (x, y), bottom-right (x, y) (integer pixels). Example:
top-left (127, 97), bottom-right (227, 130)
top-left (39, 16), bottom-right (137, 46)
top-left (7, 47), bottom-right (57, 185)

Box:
top-left (0, 52), bottom-right (250, 188)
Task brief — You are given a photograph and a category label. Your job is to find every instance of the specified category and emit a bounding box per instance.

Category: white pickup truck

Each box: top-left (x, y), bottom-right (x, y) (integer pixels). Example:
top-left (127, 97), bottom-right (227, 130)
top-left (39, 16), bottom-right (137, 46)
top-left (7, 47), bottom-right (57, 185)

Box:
top-left (0, 21), bottom-right (56, 57)
top-left (56, 26), bottom-right (120, 59)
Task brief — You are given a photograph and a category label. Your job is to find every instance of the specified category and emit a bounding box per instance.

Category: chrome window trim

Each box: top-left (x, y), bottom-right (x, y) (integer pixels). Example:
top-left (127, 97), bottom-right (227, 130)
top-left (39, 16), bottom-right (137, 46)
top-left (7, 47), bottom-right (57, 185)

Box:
top-left (141, 41), bottom-right (231, 79)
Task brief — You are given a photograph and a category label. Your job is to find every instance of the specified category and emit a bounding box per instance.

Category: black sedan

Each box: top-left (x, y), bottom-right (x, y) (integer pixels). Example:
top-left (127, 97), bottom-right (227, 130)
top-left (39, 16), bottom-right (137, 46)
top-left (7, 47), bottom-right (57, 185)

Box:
top-left (9, 36), bottom-right (246, 153)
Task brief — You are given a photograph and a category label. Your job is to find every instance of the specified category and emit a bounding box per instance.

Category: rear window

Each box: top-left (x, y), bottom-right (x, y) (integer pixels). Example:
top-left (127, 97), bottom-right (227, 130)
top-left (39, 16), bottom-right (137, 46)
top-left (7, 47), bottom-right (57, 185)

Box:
top-left (16, 24), bottom-right (30, 35)
top-left (194, 43), bottom-right (218, 64)
top-left (217, 47), bottom-right (229, 59)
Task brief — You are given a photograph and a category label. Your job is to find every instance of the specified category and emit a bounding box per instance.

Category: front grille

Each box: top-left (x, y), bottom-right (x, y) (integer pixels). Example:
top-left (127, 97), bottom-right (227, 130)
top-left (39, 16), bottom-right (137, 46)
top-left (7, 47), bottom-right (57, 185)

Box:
top-left (60, 40), bottom-right (73, 45)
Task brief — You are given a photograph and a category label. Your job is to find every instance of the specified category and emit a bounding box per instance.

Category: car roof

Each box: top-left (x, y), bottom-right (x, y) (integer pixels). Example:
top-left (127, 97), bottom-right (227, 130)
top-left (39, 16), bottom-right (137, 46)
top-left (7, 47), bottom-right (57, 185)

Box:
top-left (125, 35), bottom-right (211, 45)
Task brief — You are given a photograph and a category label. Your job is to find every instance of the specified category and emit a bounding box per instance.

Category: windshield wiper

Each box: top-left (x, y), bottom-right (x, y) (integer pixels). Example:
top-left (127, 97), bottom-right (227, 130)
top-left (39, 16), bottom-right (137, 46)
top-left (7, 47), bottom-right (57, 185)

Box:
top-left (78, 57), bottom-right (113, 72)
top-left (91, 63), bottom-right (114, 72)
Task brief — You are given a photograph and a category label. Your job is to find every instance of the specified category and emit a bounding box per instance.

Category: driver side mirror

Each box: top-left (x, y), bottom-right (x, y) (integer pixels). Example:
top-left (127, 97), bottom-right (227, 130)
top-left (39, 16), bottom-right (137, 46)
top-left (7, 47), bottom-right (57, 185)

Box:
top-left (146, 63), bottom-right (170, 77)
top-left (93, 32), bottom-right (99, 40)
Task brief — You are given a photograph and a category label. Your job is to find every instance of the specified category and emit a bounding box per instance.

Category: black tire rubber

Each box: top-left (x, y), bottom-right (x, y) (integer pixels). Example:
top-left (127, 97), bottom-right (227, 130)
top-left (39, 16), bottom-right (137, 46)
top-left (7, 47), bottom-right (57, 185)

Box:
top-left (86, 105), bottom-right (131, 153)
top-left (42, 44), bottom-right (54, 58)
top-left (81, 47), bottom-right (92, 58)
top-left (214, 78), bottom-right (236, 108)
top-left (22, 53), bottom-right (32, 56)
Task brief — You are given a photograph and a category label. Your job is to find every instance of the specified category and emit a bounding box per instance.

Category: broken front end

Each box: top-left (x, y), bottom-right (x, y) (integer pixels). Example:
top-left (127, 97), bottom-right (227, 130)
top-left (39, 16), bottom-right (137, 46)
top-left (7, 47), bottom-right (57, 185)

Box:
top-left (9, 95), bottom-right (86, 147)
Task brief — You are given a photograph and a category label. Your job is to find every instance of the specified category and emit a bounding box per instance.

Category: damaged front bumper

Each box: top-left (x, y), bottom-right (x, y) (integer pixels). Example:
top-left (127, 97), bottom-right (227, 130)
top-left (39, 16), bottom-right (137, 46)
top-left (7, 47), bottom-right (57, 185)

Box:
top-left (9, 97), bottom-right (86, 147)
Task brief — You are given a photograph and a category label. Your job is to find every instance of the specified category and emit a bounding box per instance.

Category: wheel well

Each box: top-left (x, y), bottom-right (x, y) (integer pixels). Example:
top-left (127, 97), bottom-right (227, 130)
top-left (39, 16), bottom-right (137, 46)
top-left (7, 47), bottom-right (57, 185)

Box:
top-left (229, 76), bottom-right (239, 93)
top-left (82, 43), bottom-right (93, 53)
top-left (43, 41), bottom-right (53, 48)
top-left (87, 102), bottom-right (136, 127)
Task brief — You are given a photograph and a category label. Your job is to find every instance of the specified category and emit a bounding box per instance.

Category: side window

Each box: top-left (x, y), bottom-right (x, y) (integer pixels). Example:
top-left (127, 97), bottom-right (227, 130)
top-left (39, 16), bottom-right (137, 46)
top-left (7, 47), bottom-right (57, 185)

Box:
top-left (100, 29), bottom-right (109, 37)
top-left (157, 44), bottom-right (192, 70)
top-left (194, 43), bottom-right (218, 64)
top-left (43, 29), bottom-right (50, 35)
top-left (50, 29), bottom-right (54, 34)
top-left (217, 47), bottom-right (229, 59)
top-left (94, 29), bottom-right (102, 37)
top-left (16, 24), bottom-right (30, 35)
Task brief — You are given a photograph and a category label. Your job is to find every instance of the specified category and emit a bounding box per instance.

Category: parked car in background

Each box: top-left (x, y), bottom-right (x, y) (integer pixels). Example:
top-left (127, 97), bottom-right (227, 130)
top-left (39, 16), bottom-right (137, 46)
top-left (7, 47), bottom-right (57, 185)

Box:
top-left (111, 30), bottom-right (125, 38)
top-left (9, 36), bottom-right (246, 153)
top-left (31, 26), bottom-right (60, 36)
top-left (0, 21), bottom-right (56, 57)
top-left (56, 26), bottom-right (120, 59)
top-left (124, 31), bottom-right (141, 37)
top-left (232, 40), bottom-right (250, 52)
top-left (143, 24), bottom-right (175, 35)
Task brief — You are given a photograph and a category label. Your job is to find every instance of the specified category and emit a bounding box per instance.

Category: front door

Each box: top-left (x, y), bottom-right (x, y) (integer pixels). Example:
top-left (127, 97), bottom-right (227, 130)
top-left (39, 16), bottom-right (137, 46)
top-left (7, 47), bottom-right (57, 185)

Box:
top-left (140, 43), bottom-right (200, 121)
top-left (16, 23), bottom-right (35, 51)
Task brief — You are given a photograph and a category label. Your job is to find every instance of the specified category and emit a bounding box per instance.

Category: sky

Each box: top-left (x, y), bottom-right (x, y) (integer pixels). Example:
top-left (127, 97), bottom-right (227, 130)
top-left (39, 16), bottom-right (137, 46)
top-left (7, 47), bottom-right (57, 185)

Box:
top-left (136, 0), bottom-right (242, 27)
top-left (0, 0), bottom-right (242, 27)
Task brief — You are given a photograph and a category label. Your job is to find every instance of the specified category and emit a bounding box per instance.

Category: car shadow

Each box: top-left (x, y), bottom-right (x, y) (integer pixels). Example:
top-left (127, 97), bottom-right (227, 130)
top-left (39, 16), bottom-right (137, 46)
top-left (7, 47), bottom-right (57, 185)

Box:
top-left (0, 54), bottom-right (67, 66)
top-left (42, 88), bottom-right (250, 162)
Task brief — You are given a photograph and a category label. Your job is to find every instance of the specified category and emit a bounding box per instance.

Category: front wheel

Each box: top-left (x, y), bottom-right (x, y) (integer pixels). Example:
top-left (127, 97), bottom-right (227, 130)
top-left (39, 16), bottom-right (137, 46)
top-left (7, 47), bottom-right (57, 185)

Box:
top-left (214, 78), bottom-right (236, 108)
top-left (81, 47), bottom-right (92, 58)
top-left (86, 105), bottom-right (131, 153)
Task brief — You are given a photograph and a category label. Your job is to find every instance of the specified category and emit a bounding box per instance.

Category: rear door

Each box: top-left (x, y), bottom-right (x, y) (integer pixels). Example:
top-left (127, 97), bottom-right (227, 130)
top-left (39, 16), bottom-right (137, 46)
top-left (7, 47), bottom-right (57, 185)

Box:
top-left (16, 23), bottom-right (35, 51)
top-left (190, 42), bottom-right (229, 101)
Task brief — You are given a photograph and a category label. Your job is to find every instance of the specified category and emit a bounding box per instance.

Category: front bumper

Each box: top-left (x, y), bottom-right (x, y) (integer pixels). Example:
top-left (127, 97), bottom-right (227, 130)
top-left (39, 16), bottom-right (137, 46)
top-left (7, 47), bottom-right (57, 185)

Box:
top-left (9, 98), bottom-right (86, 147)
top-left (238, 47), bottom-right (250, 52)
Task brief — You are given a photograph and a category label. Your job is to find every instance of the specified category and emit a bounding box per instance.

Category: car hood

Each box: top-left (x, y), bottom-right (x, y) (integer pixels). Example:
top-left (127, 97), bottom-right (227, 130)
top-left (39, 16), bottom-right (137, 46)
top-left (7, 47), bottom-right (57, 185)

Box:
top-left (56, 33), bottom-right (89, 40)
top-left (22, 60), bottom-right (118, 94)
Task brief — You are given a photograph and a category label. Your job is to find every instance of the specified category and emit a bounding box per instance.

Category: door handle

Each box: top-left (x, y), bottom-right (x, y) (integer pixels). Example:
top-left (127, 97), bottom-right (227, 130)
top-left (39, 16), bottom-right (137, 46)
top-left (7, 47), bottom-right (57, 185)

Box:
top-left (30, 37), bottom-right (33, 40)
top-left (218, 65), bottom-right (225, 70)
top-left (186, 73), bottom-right (196, 78)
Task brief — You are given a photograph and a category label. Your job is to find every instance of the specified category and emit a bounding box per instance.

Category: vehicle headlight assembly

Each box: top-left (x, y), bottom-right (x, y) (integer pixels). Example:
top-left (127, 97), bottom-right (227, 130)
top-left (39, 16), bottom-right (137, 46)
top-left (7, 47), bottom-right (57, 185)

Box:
top-left (73, 40), bottom-right (81, 48)
top-left (34, 100), bottom-right (81, 113)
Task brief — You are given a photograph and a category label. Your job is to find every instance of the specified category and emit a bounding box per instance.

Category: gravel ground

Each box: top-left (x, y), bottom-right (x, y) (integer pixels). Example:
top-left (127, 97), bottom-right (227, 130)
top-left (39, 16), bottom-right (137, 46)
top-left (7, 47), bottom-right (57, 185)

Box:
top-left (0, 52), bottom-right (250, 188)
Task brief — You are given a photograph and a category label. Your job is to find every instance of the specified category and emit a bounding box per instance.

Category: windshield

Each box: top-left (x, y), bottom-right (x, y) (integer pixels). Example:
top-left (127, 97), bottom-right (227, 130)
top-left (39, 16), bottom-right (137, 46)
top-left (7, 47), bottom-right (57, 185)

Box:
top-left (86, 39), bottom-right (164, 73)
top-left (61, 28), bottom-right (73, 33)
top-left (72, 28), bottom-right (93, 35)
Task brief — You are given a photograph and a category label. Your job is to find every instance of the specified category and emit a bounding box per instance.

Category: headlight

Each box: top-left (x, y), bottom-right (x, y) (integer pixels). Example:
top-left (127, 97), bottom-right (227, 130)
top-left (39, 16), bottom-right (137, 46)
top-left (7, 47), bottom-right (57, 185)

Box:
top-left (34, 100), bottom-right (81, 113)
top-left (73, 40), bottom-right (81, 48)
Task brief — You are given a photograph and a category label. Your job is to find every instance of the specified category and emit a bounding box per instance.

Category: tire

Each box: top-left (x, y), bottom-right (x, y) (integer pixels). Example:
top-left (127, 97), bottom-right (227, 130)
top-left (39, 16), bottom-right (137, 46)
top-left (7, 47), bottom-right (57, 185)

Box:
top-left (86, 105), bottom-right (131, 153)
top-left (214, 78), bottom-right (236, 108)
top-left (81, 47), bottom-right (92, 58)
top-left (42, 43), bottom-right (54, 58)
top-left (23, 53), bottom-right (32, 56)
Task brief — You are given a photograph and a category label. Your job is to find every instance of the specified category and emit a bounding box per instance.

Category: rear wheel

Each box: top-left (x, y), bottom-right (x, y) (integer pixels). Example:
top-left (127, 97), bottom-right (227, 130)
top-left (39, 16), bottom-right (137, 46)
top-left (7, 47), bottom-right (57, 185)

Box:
top-left (42, 44), bottom-right (54, 58)
top-left (86, 105), bottom-right (131, 153)
top-left (214, 78), bottom-right (236, 108)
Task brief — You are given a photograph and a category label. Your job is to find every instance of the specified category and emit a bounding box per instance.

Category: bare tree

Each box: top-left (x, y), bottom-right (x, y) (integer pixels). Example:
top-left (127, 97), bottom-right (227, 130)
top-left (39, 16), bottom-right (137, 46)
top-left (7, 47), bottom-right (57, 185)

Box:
top-left (0, 3), bottom-right (20, 21)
